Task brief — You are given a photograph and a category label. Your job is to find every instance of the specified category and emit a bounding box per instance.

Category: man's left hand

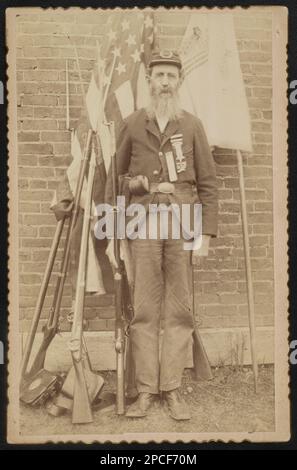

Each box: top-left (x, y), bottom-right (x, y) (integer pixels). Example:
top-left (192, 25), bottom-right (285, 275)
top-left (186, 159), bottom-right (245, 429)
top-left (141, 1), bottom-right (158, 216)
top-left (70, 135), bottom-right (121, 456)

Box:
top-left (192, 235), bottom-right (211, 264)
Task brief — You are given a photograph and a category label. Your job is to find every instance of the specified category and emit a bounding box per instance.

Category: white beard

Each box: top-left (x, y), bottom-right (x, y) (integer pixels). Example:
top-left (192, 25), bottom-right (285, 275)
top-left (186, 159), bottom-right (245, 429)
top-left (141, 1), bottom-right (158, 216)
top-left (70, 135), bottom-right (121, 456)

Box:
top-left (146, 87), bottom-right (183, 121)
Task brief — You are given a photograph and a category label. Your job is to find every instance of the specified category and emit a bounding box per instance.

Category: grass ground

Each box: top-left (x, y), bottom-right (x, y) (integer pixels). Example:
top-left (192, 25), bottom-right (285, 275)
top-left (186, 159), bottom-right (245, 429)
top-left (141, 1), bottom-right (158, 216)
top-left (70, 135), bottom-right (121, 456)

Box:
top-left (20, 365), bottom-right (275, 437)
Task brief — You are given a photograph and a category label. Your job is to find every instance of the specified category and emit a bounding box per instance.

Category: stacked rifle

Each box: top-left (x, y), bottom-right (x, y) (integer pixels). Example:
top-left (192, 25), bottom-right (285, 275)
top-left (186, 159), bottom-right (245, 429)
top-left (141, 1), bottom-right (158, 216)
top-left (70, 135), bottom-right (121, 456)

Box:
top-left (20, 129), bottom-right (104, 423)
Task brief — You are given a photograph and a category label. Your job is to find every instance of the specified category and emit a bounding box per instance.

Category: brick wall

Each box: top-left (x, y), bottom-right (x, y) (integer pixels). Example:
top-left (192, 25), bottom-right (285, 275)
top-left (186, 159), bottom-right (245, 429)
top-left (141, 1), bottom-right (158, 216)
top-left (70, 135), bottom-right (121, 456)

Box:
top-left (16, 8), bottom-right (273, 333)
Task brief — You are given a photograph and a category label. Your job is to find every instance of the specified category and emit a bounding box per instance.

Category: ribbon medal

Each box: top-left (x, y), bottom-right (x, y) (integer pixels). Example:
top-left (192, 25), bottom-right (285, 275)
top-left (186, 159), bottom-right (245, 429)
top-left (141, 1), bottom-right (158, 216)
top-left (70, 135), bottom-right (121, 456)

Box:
top-left (170, 134), bottom-right (186, 173)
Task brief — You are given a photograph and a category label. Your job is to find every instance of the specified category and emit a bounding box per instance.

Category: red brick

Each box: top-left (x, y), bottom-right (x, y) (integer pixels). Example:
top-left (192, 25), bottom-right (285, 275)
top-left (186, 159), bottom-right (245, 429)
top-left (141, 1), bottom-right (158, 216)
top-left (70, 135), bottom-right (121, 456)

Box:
top-left (217, 281), bottom-right (237, 293)
top-left (248, 101), bottom-right (272, 113)
top-left (24, 70), bottom-right (60, 81)
top-left (38, 226), bottom-right (60, 239)
top-left (21, 23), bottom-right (65, 35)
top-left (219, 214), bottom-right (239, 224)
top-left (38, 155), bottom-right (71, 167)
top-left (23, 46), bottom-right (57, 57)
top-left (253, 270), bottom-right (274, 281)
top-left (23, 262), bottom-right (50, 273)
top-left (18, 131), bottom-right (40, 142)
top-left (253, 224), bottom-right (273, 234)
top-left (20, 273), bottom-right (43, 284)
top-left (106, 319), bottom-right (115, 330)
top-left (30, 180), bottom-right (47, 189)
top-left (37, 82), bottom-right (71, 94)
top-left (22, 119), bottom-right (58, 131)
top-left (218, 270), bottom-right (245, 281)
top-left (236, 29), bottom-right (271, 41)
top-left (250, 247), bottom-right (267, 257)
top-left (254, 133), bottom-right (272, 144)
top-left (97, 307), bottom-right (115, 319)
top-left (203, 305), bottom-right (238, 317)
top-left (23, 212), bottom-right (55, 225)
top-left (19, 225), bottom-right (38, 237)
top-left (245, 189), bottom-right (267, 200)
top-left (219, 225), bottom-right (242, 236)
top-left (17, 58), bottom-right (38, 70)
top-left (17, 35), bottom-right (34, 46)
top-left (253, 281), bottom-right (274, 293)
top-left (40, 131), bottom-right (70, 142)
top-left (19, 202), bottom-right (41, 213)
top-left (18, 179), bottom-right (29, 190)
top-left (22, 95), bottom-right (58, 106)
top-left (34, 106), bottom-right (65, 119)
top-left (88, 319), bottom-right (108, 331)
top-left (18, 106), bottom-right (34, 118)
top-left (18, 155), bottom-right (38, 166)
top-left (37, 58), bottom-right (71, 70)
top-left (20, 190), bottom-right (53, 203)
top-left (18, 142), bottom-right (53, 155)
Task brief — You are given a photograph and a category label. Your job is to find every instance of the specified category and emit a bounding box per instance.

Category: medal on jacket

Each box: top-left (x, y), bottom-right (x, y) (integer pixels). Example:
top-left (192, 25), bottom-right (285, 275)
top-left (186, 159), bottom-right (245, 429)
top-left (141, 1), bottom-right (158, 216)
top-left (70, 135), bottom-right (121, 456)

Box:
top-left (170, 134), bottom-right (186, 173)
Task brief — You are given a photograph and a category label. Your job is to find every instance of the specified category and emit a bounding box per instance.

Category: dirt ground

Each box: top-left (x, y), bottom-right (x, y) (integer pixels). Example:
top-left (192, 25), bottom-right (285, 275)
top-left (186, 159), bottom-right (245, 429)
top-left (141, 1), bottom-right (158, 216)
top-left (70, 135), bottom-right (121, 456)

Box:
top-left (20, 365), bottom-right (275, 437)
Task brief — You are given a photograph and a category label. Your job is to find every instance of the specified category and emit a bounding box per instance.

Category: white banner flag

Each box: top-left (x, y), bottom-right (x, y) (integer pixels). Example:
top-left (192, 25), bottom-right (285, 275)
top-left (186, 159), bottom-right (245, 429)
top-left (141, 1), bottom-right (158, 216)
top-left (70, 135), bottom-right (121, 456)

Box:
top-left (179, 12), bottom-right (252, 152)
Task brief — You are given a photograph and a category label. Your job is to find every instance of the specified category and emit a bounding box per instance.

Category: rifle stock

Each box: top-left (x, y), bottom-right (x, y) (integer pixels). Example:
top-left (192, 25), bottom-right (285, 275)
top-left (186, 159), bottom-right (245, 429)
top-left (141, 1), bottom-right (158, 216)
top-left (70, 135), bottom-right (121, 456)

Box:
top-left (70, 130), bottom-right (96, 424)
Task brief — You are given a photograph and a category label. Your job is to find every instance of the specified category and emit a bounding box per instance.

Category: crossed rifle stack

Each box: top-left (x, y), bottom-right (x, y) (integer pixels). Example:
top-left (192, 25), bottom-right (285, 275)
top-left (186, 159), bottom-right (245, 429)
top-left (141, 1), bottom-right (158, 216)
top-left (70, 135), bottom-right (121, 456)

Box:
top-left (19, 125), bottom-right (131, 423)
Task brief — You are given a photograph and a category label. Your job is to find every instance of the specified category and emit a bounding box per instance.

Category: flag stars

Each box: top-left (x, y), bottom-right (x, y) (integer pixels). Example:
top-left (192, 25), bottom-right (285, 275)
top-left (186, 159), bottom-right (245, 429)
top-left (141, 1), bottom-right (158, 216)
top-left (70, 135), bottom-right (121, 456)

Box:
top-left (131, 49), bottom-right (141, 63)
top-left (126, 34), bottom-right (136, 47)
top-left (144, 16), bottom-right (153, 28)
top-left (121, 19), bottom-right (130, 31)
top-left (115, 62), bottom-right (126, 76)
top-left (112, 47), bottom-right (121, 58)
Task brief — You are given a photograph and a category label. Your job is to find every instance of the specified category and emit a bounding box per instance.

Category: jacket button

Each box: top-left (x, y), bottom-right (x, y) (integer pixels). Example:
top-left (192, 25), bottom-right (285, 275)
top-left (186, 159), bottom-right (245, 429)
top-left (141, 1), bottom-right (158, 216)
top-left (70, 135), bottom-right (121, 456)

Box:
top-left (158, 177), bottom-right (163, 182)
top-left (158, 152), bottom-right (163, 157)
top-left (153, 170), bottom-right (159, 175)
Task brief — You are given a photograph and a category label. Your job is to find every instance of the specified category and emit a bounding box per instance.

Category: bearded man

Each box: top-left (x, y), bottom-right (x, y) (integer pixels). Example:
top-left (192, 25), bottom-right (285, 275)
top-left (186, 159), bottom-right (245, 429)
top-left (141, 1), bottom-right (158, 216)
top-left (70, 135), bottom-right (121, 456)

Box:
top-left (105, 50), bottom-right (218, 420)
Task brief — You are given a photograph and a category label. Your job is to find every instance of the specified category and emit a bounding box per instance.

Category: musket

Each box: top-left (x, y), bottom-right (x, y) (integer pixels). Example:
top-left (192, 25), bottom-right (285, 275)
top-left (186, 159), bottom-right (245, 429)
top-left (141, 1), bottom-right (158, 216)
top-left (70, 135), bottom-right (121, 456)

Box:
top-left (69, 133), bottom-right (96, 424)
top-left (22, 130), bottom-right (94, 381)
top-left (20, 218), bottom-right (65, 380)
top-left (191, 263), bottom-right (213, 381)
top-left (109, 121), bottom-right (126, 415)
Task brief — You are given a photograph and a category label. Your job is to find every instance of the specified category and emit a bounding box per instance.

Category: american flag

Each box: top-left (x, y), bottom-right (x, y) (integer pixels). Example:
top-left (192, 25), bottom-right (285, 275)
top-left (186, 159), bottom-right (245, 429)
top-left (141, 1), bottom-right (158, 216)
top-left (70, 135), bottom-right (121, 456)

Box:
top-left (179, 15), bottom-right (208, 76)
top-left (55, 10), bottom-right (156, 294)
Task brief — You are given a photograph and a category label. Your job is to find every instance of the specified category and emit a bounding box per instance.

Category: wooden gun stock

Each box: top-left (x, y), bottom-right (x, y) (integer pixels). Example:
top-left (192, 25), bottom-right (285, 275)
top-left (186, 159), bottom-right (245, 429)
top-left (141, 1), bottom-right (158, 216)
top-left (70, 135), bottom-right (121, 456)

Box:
top-left (70, 131), bottom-right (95, 424)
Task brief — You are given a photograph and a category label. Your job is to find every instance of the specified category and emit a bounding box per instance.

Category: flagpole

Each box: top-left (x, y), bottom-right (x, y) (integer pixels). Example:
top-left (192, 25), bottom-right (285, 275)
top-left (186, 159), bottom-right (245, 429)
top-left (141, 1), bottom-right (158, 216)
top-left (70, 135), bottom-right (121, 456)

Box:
top-left (66, 59), bottom-right (70, 131)
top-left (236, 149), bottom-right (258, 392)
top-left (102, 49), bottom-right (118, 111)
top-left (72, 42), bottom-right (86, 101)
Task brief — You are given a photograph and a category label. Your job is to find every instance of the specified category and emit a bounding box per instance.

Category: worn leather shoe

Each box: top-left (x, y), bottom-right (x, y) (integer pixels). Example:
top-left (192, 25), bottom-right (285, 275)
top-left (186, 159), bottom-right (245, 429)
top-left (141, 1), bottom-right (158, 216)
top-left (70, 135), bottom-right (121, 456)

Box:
top-left (164, 389), bottom-right (191, 421)
top-left (125, 392), bottom-right (156, 418)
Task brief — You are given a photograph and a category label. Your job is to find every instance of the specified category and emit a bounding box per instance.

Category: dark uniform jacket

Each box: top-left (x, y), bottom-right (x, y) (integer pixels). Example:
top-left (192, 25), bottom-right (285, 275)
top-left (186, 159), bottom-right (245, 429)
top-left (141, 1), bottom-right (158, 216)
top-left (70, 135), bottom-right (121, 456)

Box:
top-left (105, 108), bottom-right (218, 236)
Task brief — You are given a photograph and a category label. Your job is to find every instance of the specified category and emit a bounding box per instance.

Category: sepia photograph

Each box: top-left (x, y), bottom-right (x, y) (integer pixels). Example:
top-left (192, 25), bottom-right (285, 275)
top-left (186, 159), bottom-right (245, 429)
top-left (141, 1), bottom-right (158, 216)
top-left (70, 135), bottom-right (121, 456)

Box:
top-left (6, 6), bottom-right (289, 443)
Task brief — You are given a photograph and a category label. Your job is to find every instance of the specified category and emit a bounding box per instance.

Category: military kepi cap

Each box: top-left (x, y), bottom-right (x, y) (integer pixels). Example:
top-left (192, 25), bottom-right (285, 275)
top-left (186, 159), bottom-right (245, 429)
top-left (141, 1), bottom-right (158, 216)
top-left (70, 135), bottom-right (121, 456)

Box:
top-left (149, 49), bottom-right (182, 69)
